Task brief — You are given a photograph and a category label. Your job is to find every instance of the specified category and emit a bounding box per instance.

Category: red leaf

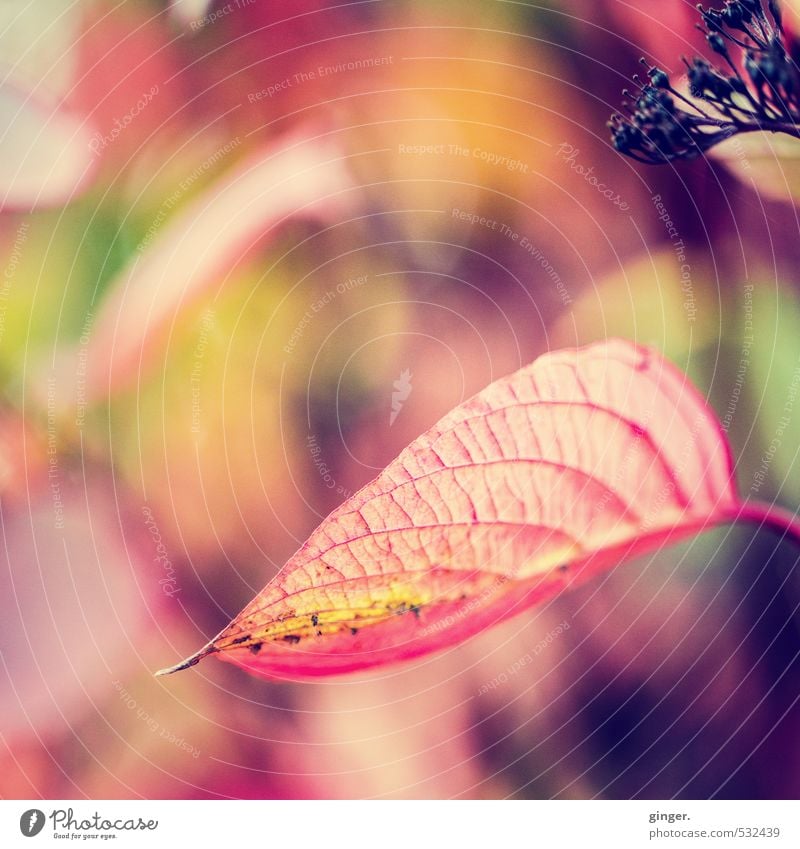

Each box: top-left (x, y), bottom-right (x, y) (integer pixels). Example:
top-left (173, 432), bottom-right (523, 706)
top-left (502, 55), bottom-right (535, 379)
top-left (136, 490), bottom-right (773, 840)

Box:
top-left (158, 339), bottom-right (741, 680)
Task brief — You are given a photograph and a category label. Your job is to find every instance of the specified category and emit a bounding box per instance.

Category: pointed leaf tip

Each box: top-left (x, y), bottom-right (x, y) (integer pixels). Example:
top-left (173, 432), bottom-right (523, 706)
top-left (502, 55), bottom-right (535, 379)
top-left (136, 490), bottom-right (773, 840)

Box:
top-left (154, 659), bottom-right (196, 678)
top-left (154, 645), bottom-right (217, 677)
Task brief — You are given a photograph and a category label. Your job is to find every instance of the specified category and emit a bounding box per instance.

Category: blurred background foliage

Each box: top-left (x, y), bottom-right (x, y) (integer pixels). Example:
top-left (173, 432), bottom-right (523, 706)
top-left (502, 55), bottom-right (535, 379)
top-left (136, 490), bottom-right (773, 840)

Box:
top-left (1, 0), bottom-right (800, 799)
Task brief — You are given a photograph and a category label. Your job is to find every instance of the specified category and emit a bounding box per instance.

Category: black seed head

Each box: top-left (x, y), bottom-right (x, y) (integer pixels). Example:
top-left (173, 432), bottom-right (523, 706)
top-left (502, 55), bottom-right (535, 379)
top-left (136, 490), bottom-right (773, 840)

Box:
top-left (610, 0), bottom-right (800, 166)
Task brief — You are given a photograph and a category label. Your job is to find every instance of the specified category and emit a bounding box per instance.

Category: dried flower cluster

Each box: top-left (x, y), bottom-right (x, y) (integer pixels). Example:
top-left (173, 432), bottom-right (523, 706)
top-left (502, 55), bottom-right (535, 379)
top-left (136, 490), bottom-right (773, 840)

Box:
top-left (609, 0), bottom-right (800, 164)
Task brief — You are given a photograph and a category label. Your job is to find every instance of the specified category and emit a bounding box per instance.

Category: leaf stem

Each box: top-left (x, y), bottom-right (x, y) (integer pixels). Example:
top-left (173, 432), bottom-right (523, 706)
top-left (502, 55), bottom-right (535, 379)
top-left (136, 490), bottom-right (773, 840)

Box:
top-left (733, 501), bottom-right (800, 547)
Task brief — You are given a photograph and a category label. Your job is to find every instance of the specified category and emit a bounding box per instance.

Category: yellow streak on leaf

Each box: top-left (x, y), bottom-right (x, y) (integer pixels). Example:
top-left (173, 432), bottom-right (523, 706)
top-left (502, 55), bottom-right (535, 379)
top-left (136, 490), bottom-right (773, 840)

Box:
top-left (218, 582), bottom-right (436, 650)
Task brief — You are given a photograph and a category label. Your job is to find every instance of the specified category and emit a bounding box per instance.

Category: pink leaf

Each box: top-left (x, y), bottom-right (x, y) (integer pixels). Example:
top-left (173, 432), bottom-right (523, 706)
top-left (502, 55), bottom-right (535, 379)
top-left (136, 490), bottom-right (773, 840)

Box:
top-left (158, 339), bottom-right (742, 681)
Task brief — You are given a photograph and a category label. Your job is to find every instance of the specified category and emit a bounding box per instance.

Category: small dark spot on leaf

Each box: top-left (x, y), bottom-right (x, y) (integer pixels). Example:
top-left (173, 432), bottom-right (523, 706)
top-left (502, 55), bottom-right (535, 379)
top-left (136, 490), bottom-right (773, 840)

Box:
top-left (311, 614), bottom-right (319, 627)
top-left (249, 642), bottom-right (263, 655)
top-left (282, 634), bottom-right (301, 644)
top-left (350, 627), bottom-right (359, 636)
top-left (557, 564), bottom-right (568, 573)
top-left (232, 635), bottom-right (250, 645)
top-left (410, 604), bottom-right (421, 619)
